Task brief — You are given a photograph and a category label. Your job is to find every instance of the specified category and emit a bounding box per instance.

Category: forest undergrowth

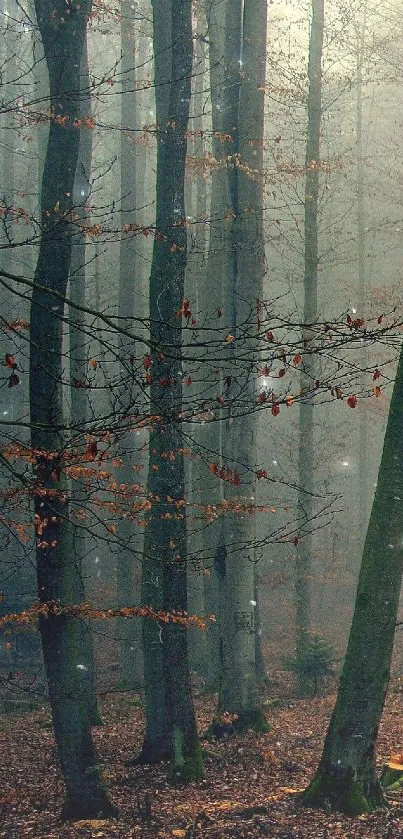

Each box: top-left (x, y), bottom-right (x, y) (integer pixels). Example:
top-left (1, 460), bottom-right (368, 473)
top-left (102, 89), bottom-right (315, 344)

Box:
top-left (1, 671), bottom-right (403, 839)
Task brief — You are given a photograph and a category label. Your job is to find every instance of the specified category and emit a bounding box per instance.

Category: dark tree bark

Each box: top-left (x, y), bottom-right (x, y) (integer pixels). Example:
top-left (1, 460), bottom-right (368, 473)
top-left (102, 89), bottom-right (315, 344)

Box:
top-left (138, 0), bottom-right (172, 764)
top-left (30, 0), bottom-right (116, 819)
top-left (69, 38), bottom-right (102, 728)
top-left (140, 0), bottom-right (203, 780)
top-left (302, 345), bottom-right (403, 815)
top-left (116, 0), bottom-right (145, 692)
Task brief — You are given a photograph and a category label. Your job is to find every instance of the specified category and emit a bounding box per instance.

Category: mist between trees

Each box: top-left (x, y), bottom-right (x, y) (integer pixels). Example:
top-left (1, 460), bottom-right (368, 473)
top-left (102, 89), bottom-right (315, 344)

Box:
top-left (1, 0), bottom-right (403, 823)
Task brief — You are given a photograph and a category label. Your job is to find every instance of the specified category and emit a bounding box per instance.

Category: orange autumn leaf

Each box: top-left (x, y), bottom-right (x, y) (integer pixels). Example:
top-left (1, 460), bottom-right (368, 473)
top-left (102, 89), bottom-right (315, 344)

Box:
top-left (5, 353), bottom-right (16, 368)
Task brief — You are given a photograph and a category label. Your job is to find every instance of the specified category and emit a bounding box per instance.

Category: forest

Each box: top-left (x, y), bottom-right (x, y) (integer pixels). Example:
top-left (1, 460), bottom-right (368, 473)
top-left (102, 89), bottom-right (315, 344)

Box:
top-left (1, 0), bottom-right (403, 836)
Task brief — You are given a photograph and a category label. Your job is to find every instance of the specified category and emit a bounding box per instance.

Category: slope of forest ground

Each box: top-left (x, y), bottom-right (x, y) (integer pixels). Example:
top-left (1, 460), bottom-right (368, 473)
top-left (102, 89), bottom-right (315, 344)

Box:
top-left (1, 671), bottom-right (403, 839)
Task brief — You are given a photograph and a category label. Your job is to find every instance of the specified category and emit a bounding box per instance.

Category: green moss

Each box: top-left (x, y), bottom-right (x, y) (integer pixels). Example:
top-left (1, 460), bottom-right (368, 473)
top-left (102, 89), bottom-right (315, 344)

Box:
top-left (168, 744), bottom-right (204, 783)
top-left (380, 765), bottom-right (403, 790)
top-left (302, 767), bottom-right (386, 815)
top-left (234, 708), bottom-right (270, 733)
top-left (263, 698), bottom-right (282, 709)
top-left (384, 777), bottom-right (403, 791)
top-left (301, 769), bottom-right (326, 807)
top-left (344, 781), bottom-right (371, 816)
top-left (168, 727), bottom-right (204, 783)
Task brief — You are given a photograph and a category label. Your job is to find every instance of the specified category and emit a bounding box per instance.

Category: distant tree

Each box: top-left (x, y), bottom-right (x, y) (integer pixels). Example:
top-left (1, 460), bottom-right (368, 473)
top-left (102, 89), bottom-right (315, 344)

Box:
top-left (214, 0), bottom-right (269, 732)
top-left (116, 0), bottom-right (145, 691)
top-left (295, 0), bottom-right (324, 695)
top-left (197, 0), bottom-right (228, 693)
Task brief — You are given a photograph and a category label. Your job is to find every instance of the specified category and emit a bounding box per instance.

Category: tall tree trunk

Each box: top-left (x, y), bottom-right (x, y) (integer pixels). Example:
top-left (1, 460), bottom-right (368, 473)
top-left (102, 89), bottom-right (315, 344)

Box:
top-left (2, 4), bottom-right (16, 277)
top-left (295, 0), bottom-right (324, 695)
top-left (30, 0), bottom-right (116, 818)
top-left (216, 0), bottom-right (268, 732)
top-left (185, 11), bottom-right (209, 682)
top-left (301, 346), bottom-right (403, 814)
top-left (140, 0), bottom-right (203, 780)
top-left (116, 0), bottom-right (144, 691)
top-left (69, 39), bottom-right (102, 728)
top-left (197, 0), bottom-right (228, 692)
top-left (356, 7), bottom-right (369, 545)
top-left (138, 0), bottom-right (172, 763)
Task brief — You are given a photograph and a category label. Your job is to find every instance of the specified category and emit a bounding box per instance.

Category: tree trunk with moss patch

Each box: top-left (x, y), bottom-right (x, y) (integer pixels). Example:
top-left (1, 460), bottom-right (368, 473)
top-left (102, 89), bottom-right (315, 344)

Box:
top-left (381, 755), bottom-right (403, 791)
top-left (302, 345), bottom-right (403, 815)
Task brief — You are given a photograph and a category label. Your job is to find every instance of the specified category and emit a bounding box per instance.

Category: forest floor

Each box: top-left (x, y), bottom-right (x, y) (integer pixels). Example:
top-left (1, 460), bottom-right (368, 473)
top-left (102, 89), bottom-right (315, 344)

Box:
top-left (1, 672), bottom-right (403, 839)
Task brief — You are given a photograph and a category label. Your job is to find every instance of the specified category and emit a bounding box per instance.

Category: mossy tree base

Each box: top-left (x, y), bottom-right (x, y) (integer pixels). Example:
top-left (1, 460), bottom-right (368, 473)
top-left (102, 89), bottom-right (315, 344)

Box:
top-left (380, 755), bottom-right (403, 790)
top-left (168, 743), bottom-right (204, 784)
top-left (235, 708), bottom-right (270, 733)
top-left (301, 765), bottom-right (387, 816)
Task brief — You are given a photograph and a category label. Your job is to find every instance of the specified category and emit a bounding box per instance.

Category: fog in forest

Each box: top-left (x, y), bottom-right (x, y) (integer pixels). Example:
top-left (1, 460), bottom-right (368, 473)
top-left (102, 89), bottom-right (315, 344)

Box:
top-left (1, 0), bottom-right (403, 831)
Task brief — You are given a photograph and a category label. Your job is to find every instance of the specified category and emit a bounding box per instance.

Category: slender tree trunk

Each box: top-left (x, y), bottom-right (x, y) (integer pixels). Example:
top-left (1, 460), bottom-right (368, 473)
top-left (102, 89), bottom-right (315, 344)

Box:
top-left (302, 346), bottom-right (403, 814)
top-left (138, 0), bottom-right (172, 763)
top-left (216, 0), bottom-right (268, 732)
top-left (356, 8), bottom-right (369, 545)
top-left (116, 0), bottom-right (144, 691)
top-left (140, 0), bottom-right (202, 780)
top-left (197, 0), bottom-right (229, 692)
top-left (185, 12), bottom-right (209, 681)
top-left (2, 5), bottom-right (16, 277)
top-left (295, 0), bottom-right (324, 695)
top-left (69, 39), bottom-right (102, 728)
top-left (30, 0), bottom-right (116, 818)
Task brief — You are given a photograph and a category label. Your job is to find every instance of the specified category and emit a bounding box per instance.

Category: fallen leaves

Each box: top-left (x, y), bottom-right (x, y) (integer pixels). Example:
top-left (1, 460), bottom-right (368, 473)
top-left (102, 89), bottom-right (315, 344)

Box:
top-left (1, 681), bottom-right (403, 838)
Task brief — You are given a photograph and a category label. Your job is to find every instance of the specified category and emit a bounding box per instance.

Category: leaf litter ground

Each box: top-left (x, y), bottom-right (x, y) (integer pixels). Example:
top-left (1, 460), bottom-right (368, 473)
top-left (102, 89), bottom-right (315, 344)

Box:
top-left (1, 674), bottom-right (403, 838)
